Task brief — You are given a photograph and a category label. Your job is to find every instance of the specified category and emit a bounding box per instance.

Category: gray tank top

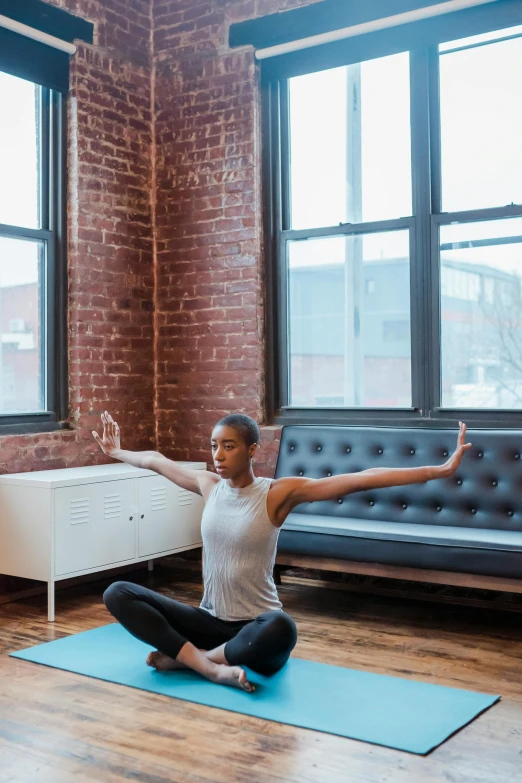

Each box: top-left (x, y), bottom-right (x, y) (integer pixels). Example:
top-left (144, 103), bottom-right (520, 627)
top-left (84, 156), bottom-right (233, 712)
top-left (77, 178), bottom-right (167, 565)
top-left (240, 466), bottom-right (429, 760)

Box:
top-left (199, 476), bottom-right (283, 621)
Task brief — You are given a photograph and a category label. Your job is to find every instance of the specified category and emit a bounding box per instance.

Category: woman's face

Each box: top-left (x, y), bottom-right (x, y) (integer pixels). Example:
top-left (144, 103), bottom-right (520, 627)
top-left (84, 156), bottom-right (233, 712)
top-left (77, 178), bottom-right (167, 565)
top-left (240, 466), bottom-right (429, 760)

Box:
top-left (211, 424), bottom-right (256, 478)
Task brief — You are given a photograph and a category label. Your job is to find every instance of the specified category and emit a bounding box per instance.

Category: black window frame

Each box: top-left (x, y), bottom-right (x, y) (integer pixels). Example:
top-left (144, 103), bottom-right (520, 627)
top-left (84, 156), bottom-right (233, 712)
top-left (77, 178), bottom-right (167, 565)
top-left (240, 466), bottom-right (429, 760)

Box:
top-left (0, 80), bottom-right (68, 434)
top-left (263, 17), bottom-right (522, 429)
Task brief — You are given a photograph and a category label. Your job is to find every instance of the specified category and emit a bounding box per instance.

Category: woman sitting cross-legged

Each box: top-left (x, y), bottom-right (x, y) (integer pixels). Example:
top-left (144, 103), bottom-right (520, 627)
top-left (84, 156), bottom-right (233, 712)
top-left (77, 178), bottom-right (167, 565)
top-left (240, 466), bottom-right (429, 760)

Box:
top-left (93, 413), bottom-right (471, 693)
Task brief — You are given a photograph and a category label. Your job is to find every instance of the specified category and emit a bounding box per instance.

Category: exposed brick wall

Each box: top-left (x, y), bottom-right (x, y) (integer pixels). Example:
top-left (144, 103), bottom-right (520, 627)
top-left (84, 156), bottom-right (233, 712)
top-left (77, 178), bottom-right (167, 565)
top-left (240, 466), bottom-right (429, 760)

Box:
top-left (0, 0), bottom-right (156, 476)
top-left (153, 0), bottom-right (321, 477)
top-left (68, 41), bottom-right (155, 455)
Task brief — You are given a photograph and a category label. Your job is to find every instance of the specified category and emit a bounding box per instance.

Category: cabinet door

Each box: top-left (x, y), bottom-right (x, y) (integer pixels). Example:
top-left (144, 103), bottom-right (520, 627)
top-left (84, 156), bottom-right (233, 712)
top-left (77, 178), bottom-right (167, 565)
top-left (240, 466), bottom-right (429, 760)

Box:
top-left (54, 480), bottom-right (136, 576)
top-left (137, 475), bottom-right (203, 557)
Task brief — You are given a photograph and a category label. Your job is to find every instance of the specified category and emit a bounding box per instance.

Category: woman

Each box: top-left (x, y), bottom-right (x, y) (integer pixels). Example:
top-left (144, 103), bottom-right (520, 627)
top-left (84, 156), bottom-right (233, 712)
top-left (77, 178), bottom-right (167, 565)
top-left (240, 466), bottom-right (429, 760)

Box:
top-left (94, 412), bottom-right (470, 692)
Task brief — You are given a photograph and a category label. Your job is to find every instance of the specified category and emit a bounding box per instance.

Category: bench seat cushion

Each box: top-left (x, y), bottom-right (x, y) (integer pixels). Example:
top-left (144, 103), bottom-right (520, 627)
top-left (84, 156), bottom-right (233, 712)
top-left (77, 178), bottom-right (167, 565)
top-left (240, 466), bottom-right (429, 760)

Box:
top-left (278, 515), bottom-right (522, 579)
top-left (282, 513), bottom-right (522, 551)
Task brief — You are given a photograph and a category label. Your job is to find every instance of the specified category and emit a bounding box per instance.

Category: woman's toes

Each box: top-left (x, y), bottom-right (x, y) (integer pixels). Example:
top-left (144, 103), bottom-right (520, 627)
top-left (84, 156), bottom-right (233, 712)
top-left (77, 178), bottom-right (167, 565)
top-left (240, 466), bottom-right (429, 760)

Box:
top-left (146, 651), bottom-right (160, 667)
top-left (238, 668), bottom-right (254, 692)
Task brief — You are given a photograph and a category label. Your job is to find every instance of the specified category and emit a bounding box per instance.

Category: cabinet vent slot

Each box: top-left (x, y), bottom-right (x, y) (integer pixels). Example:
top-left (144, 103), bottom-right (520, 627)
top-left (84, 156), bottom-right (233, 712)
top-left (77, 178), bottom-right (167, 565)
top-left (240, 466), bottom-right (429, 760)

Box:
top-left (178, 489), bottom-right (193, 507)
top-left (151, 487), bottom-right (167, 512)
top-left (104, 493), bottom-right (122, 520)
top-left (70, 497), bottom-right (89, 525)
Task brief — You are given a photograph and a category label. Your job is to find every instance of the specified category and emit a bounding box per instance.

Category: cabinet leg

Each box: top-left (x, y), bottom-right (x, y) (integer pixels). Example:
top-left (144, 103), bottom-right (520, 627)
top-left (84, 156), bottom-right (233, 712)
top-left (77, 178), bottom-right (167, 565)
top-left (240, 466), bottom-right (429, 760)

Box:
top-left (48, 582), bottom-right (55, 622)
top-left (148, 559), bottom-right (154, 572)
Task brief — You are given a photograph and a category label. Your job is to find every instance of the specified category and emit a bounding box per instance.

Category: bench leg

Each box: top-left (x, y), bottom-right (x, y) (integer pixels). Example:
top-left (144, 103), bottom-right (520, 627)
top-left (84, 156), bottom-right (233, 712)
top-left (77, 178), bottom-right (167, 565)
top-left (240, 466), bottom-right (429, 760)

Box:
top-left (48, 581), bottom-right (55, 622)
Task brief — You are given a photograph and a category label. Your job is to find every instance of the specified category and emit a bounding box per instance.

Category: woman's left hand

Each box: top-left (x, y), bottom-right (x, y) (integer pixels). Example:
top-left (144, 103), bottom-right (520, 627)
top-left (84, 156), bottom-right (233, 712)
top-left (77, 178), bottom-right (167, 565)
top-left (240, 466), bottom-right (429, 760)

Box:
top-left (439, 422), bottom-right (472, 478)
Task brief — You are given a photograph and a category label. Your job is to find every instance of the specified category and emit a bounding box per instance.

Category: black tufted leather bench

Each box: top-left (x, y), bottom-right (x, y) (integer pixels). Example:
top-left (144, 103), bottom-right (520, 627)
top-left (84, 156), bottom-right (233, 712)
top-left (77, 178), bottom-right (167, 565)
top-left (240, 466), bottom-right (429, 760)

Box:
top-left (275, 426), bottom-right (522, 587)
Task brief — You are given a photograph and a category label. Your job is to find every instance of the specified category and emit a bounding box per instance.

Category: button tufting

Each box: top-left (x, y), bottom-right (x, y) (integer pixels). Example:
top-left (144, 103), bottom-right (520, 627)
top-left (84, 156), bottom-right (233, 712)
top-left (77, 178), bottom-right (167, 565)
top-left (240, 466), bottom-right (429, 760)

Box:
top-left (327, 471), bottom-right (332, 477)
top-left (290, 445), bottom-right (295, 451)
top-left (298, 470), bottom-right (304, 476)
top-left (471, 508), bottom-right (477, 514)
top-left (436, 505), bottom-right (442, 512)
top-left (457, 478), bottom-right (463, 486)
top-left (492, 480), bottom-right (498, 487)
top-left (345, 447), bottom-right (351, 453)
top-left (378, 448), bottom-right (383, 455)
top-left (410, 449), bottom-right (415, 455)
top-left (402, 503), bottom-right (407, 509)
top-left (508, 510), bottom-right (514, 517)
top-left (337, 499), bottom-right (343, 504)
top-left (515, 453), bottom-right (521, 460)
top-left (369, 500), bottom-right (375, 507)
top-left (317, 445), bottom-right (322, 452)
top-left (478, 451), bottom-right (484, 458)
top-left (443, 450), bottom-right (449, 457)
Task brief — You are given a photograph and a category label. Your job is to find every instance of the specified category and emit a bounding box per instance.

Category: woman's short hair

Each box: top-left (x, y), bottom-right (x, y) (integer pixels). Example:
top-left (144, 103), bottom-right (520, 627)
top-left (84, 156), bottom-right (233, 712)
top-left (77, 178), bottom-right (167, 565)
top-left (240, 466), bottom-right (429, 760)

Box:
top-left (215, 414), bottom-right (260, 446)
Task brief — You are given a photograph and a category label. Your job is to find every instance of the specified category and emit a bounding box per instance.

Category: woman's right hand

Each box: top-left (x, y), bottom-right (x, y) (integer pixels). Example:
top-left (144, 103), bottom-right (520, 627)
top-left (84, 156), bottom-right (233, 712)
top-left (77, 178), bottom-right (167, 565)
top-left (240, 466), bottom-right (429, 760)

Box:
top-left (92, 412), bottom-right (121, 456)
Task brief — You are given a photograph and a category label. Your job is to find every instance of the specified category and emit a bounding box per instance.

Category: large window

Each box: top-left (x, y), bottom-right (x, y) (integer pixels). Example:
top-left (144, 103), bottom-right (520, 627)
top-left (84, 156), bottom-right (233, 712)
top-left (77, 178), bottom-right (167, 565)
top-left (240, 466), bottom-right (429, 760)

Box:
top-left (265, 20), bottom-right (522, 425)
top-left (0, 71), bottom-right (66, 430)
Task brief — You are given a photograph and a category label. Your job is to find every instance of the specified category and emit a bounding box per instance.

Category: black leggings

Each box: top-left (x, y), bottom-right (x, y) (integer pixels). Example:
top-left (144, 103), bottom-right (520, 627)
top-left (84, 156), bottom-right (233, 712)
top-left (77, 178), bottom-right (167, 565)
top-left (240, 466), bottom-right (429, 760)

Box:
top-left (103, 581), bottom-right (298, 676)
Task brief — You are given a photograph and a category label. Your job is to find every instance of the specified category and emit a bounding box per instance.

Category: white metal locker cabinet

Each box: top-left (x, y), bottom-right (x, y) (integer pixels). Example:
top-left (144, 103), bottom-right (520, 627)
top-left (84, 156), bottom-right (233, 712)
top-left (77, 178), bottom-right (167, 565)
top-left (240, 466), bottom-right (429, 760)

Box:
top-left (0, 462), bottom-right (206, 619)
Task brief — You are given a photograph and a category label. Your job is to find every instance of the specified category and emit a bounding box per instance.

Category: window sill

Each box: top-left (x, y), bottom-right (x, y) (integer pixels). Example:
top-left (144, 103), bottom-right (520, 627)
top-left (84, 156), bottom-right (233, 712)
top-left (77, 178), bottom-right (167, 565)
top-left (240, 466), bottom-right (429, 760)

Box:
top-left (273, 408), bottom-right (522, 429)
top-left (0, 420), bottom-right (71, 436)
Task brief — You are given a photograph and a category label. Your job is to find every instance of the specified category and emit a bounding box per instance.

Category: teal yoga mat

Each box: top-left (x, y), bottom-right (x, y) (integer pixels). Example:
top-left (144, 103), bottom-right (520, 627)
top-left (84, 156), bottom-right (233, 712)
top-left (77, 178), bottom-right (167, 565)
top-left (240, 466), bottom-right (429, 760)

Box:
top-left (10, 623), bottom-right (499, 754)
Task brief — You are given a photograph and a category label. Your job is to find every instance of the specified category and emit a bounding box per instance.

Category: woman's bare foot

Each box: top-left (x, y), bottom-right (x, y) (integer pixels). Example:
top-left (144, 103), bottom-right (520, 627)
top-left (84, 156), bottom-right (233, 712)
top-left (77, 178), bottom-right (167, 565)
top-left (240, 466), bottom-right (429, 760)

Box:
top-left (162, 641), bottom-right (254, 692)
top-left (146, 650), bottom-right (186, 671)
top-left (212, 664), bottom-right (254, 692)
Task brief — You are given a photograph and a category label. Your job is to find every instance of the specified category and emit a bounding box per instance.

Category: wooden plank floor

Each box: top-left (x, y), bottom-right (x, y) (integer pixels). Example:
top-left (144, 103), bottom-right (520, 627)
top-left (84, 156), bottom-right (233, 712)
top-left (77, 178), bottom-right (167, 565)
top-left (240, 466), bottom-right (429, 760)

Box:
top-left (2, 562), bottom-right (522, 783)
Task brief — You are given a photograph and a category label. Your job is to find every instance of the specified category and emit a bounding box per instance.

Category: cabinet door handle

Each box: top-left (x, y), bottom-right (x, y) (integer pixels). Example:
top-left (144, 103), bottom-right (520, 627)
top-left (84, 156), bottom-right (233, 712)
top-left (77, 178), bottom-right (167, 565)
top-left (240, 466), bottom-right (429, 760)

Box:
top-left (141, 514), bottom-right (144, 519)
top-left (129, 516), bottom-right (133, 520)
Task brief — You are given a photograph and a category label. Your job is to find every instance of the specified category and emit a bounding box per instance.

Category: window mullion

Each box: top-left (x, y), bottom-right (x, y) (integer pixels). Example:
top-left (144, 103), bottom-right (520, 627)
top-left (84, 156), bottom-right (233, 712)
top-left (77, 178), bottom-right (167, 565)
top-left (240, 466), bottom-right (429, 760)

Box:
top-left (0, 224), bottom-right (51, 240)
top-left (40, 87), bottom-right (51, 231)
top-left (49, 90), bottom-right (67, 419)
top-left (436, 205), bottom-right (522, 224)
top-left (52, 92), bottom-right (69, 420)
top-left (428, 48), bottom-right (442, 218)
top-left (263, 76), bottom-right (284, 419)
top-left (277, 80), bottom-right (291, 408)
top-left (278, 231), bottom-right (290, 409)
top-left (410, 48), bottom-right (435, 417)
top-left (282, 217), bottom-right (413, 242)
top-left (428, 47), bottom-right (442, 413)
top-left (279, 80), bottom-right (291, 233)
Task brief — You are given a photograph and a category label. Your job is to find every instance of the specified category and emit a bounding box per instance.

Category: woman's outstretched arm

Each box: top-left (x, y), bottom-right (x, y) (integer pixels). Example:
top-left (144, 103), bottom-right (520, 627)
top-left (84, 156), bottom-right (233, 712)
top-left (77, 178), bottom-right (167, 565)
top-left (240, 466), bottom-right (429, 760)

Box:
top-left (92, 411), bottom-right (217, 496)
top-left (273, 422), bottom-right (471, 508)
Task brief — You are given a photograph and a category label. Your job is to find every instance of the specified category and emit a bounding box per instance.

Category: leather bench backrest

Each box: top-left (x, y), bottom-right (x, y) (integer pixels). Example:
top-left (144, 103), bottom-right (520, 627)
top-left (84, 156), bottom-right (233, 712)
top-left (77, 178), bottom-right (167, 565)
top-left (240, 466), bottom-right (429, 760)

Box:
top-left (274, 426), bottom-right (522, 532)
